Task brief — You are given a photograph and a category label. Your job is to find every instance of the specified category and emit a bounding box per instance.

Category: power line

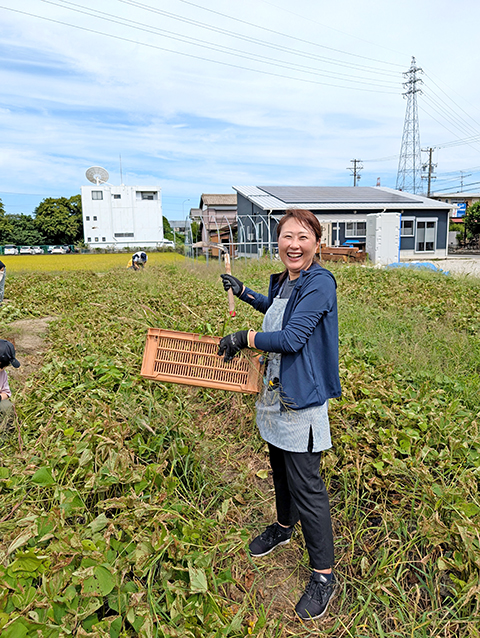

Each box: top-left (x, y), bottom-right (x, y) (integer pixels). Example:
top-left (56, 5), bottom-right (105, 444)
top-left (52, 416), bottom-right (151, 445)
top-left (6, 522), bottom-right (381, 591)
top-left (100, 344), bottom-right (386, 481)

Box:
top-left (422, 92), bottom-right (480, 144)
top-left (100, 0), bottom-right (403, 79)
top-left (133, 0), bottom-right (406, 70)
top-left (424, 72), bottom-right (480, 132)
top-left (0, 5), bottom-right (400, 93)
top-left (418, 102), bottom-right (480, 153)
top-left (41, 0), bottom-right (401, 88)
top-left (423, 86), bottom-right (480, 139)
top-left (363, 154), bottom-right (399, 163)
top-left (253, 0), bottom-right (406, 58)
top-left (432, 181), bottom-right (480, 193)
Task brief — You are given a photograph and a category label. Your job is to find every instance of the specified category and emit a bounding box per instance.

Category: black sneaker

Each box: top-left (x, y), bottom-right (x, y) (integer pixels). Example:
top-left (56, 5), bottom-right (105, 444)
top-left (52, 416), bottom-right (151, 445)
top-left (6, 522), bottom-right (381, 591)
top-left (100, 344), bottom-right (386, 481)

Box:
top-left (295, 571), bottom-right (337, 620)
top-left (249, 522), bottom-right (294, 557)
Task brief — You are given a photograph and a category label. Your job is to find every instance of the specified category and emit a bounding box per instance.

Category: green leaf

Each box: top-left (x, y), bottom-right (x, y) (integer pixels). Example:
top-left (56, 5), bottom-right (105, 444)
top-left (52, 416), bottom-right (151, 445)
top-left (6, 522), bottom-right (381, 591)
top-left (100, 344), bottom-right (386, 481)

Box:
top-left (189, 566), bottom-right (208, 593)
top-left (256, 469), bottom-right (269, 479)
top-left (7, 533), bottom-right (34, 556)
top-left (94, 565), bottom-right (116, 596)
top-left (88, 513), bottom-right (109, 533)
top-left (31, 466), bottom-right (55, 487)
top-left (2, 618), bottom-right (29, 638)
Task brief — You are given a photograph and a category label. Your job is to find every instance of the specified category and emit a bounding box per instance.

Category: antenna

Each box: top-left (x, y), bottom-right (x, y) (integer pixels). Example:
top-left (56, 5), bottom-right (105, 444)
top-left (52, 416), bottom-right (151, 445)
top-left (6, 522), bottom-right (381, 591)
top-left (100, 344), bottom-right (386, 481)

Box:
top-left (119, 155), bottom-right (123, 185)
top-left (86, 166), bottom-right (109, 185)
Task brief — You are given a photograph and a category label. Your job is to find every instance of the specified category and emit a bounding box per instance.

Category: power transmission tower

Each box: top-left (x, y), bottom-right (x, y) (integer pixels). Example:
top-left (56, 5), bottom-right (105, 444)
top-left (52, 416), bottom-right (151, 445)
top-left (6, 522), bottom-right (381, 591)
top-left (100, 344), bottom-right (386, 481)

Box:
top-left (396, 57), bottom-right (423, 193)
top-left (347, 159), bottom-right (363, 186)
top-left (421, 147), bottom-right (437, 196)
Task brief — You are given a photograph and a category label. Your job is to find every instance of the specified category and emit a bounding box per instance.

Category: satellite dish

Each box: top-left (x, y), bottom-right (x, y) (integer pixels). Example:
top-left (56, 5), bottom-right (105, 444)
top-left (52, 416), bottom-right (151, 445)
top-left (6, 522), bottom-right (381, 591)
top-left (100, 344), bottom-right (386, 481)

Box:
top-left (86, 166), bottom-right (109, 185)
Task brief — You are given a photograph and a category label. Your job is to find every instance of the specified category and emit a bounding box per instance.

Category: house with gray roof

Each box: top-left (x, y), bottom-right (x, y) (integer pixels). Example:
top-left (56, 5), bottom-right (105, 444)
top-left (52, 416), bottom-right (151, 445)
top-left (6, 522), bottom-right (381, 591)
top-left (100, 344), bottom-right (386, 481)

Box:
top-left (190, 194), bottom-right (237, 255)
top-left (233, 186), bottom-right (453, 259)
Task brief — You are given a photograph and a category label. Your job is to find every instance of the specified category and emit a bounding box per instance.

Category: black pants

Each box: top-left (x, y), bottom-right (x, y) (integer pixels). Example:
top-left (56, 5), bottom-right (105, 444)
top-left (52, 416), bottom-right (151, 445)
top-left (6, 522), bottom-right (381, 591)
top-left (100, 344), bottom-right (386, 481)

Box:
top-left (268, 442), bottom-right (334, 570)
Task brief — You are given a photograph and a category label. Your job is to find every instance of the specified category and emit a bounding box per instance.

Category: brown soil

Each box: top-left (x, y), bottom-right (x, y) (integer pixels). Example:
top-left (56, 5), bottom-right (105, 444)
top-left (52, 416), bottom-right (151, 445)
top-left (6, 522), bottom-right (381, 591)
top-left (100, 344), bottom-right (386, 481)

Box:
top-left (1, 317), bottom-right (56, 384)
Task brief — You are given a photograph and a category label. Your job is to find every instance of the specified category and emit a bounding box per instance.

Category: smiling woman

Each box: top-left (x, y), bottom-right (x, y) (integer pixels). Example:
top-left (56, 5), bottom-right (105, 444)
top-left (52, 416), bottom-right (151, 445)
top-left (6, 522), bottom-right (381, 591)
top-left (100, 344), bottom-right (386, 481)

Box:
top-left (218, 208), bottom-right (341, 621)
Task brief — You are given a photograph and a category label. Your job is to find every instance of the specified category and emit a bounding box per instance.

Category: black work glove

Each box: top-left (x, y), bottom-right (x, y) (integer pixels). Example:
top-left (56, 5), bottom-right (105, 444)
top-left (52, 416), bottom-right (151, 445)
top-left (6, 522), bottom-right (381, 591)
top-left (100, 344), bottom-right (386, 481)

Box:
top-left (218, 330), bottom-right (249, 362)
top-left (220, 274), bottom-right (244, 297)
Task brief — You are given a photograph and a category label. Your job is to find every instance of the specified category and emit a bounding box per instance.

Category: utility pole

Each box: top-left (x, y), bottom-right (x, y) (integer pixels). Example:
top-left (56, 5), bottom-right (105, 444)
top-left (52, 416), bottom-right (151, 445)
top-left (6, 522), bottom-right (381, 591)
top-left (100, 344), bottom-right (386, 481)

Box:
top-left (396, 57), bottom-right (423, 193)
top-left (459, 171), bottom-right (471, 192)
top-left (347, 159), bottom-right (363, 186)
top-left (421, 147), bottom-right (437, 196)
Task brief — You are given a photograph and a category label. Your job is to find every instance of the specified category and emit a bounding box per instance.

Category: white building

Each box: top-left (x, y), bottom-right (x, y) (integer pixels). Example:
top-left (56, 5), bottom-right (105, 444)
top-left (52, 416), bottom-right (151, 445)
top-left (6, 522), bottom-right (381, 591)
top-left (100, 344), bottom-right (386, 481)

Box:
top-left (80, 183), bottom-right (165, 250)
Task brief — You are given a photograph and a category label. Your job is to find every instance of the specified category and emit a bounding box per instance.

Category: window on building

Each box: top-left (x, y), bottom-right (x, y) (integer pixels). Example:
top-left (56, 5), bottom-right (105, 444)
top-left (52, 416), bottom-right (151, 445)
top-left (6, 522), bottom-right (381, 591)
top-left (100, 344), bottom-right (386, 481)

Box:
top-left (401, 219), bottom-right (414, 236)
top-left (95, 237), bottom-right (99, 242)
top-left (113, 194), bottom-right (121, 199)
top-left (345, 221), bottom-right (366, 237)
top-left (102, 237), bottom-right (106, 242)
top-left (92, 191), bottom-right (103, 200)
top-left (87, 237), bottom-right (91, 242)
top-left (114, 232), bottom-right (134, 238)
top-left (86, 216), bottom-right (90, 221)
top-left (416, 220), bottom-right (436, 252)
top-left (137, 191), bottom-right (157, 200)
top-left (93, 216), bottom-right (97, 221)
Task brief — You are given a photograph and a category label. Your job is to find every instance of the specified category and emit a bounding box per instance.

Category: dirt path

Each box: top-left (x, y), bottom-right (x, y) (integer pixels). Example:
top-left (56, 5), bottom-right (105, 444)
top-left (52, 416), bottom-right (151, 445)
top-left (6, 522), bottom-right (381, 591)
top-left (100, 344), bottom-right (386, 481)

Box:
top-left (435, 257), bottom-right (480, 278)
top-left (2, 317), bottom-right (56, 384)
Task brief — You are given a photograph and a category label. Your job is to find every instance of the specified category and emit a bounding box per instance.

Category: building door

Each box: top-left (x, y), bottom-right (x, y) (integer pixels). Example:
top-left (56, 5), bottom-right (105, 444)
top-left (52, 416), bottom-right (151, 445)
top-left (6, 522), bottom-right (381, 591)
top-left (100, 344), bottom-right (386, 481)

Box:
top-left (320, 222), bottom-right (332, 246)
top-left (416, 220), bottom-right (437, 252)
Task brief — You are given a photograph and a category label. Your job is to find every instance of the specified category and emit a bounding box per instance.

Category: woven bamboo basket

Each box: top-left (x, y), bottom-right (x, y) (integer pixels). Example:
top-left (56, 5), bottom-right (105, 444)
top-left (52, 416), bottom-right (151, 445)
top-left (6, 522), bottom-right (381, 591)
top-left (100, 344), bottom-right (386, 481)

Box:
top-left (141, 328), bottom-right (263, 394)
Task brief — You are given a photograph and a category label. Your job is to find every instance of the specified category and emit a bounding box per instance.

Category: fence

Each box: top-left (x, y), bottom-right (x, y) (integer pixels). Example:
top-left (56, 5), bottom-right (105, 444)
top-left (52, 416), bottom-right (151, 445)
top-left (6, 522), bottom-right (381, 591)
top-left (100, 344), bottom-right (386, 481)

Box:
top-left (184, 212), bottom-right (279, 263)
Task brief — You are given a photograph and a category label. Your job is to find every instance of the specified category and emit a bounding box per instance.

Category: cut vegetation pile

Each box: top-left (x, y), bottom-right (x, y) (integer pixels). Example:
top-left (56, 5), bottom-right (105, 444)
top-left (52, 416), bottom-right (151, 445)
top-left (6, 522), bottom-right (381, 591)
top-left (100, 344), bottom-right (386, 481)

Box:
top-left (0, 260), bottom-right (479, 637)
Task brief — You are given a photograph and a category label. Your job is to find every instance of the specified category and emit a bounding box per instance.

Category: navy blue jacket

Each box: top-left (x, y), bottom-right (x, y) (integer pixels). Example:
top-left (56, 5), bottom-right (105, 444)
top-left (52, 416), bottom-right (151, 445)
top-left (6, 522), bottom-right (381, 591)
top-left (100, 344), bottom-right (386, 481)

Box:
top-left (239, 262), bottom-right (341, 410)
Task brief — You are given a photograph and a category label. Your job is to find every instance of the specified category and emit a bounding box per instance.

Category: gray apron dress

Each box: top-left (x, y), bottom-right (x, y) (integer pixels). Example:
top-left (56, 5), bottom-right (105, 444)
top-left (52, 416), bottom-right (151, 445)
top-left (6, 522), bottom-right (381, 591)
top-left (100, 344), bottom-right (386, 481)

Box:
top-left (256, 282), bottom-right (331, 453)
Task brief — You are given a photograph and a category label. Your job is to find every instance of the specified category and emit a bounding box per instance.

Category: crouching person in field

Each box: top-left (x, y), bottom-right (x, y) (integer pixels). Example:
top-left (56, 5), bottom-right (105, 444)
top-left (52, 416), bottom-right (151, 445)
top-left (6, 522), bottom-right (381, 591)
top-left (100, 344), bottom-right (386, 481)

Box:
top-left (0, 260), bottom-right (5, 305)
top-left (0, 339), bottom-right (21, 433)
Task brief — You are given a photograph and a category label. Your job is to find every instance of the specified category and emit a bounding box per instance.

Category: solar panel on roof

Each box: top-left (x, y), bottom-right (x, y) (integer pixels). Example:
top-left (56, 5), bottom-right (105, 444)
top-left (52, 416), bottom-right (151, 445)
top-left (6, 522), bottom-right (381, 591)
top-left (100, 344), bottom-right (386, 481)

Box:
top-left (257, 186), bottom-right (418, 205)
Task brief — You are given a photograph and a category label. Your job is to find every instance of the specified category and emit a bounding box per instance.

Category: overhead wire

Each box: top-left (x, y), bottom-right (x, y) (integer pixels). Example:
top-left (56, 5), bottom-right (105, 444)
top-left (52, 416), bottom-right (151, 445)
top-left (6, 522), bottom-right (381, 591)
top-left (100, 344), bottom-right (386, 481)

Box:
top-left (422, 88), bottom-right (480, 140)
top-left (112, 0), bottom-right (403, 79)
top-left (432, 181), bottom-right (480, 193)
top-left (126, 0), bottom-right (406, 70)
top-left (41, 0), bottom-right (402, 88)
top-left (253, 0), bottom-right (406, 57)
top-left (0, 4), bottom-right (400, 93)
top-left (426, 87), bottom-right (480, 139)
top-left (419, 97), bottom-right (480, 153)
top-left (425, 72), bottom-right (480, 131)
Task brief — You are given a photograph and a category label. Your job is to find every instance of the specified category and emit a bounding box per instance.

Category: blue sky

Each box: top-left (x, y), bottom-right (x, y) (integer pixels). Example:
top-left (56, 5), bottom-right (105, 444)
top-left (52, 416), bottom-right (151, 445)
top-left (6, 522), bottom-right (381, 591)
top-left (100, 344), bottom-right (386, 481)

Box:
top-left (1, 0), bottom-right (480, 221)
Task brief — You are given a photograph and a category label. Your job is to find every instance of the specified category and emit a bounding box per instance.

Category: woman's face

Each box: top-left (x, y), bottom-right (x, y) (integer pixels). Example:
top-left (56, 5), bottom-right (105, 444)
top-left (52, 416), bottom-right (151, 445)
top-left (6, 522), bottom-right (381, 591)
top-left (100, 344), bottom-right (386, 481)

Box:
top-left (278, 218), bottom-right (320, 280)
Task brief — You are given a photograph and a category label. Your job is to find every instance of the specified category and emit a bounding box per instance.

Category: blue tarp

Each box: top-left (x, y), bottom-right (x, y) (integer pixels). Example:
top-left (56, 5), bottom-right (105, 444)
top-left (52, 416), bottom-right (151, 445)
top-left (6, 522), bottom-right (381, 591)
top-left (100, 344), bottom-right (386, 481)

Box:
top-left (387, 262), bottom-right (449, 275)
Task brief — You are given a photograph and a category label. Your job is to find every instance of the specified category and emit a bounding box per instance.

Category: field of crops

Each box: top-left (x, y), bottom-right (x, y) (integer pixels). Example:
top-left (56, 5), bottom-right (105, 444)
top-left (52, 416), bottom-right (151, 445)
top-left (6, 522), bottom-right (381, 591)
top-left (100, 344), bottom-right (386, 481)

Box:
top-left (2, 251), bottom-right (179, 273)
top-left (0, 260), bottom-right (479, 637)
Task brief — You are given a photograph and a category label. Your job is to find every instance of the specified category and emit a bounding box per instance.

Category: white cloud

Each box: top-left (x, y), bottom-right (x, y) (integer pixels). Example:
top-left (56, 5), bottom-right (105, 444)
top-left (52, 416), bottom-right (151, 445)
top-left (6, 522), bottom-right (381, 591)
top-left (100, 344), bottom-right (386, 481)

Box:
top-left (1, 0), bottom-right (480, 217)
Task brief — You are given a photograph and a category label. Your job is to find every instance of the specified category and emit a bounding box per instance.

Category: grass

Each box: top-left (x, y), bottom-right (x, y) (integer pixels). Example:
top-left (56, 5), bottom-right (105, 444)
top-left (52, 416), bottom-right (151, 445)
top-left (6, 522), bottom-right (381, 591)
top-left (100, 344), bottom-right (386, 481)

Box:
top-left (0, 259), bottom-right (479, 637)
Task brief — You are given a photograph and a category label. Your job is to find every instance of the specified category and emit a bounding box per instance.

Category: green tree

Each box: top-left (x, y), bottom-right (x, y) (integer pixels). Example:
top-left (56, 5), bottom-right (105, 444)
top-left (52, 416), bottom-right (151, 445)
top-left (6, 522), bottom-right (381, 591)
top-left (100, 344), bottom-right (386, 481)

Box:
top-left (0, 197), bottom-right (5, 215)
top-left (163, 216), bottom-right (173, 241)
top-left (34, 195), bottom-right (83, 244)
top-left (0, 214), bottom-right (45, 245)
top-left (464, 202), bottom-right (480, 238)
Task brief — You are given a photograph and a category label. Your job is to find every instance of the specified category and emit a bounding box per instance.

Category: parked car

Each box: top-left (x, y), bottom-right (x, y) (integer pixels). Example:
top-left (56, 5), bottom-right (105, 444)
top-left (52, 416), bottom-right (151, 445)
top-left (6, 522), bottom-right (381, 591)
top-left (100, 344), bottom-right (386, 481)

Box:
top-left (159, 240), bottom-right (175, 248)
top-left (3, 245), bottom-right (18, 255)
top-left (50, 245), bottom-right (67, 254)
top-left (32, 246), bottom-right (43, 254)
top-left (20, 246), bottom-right (34, 254)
